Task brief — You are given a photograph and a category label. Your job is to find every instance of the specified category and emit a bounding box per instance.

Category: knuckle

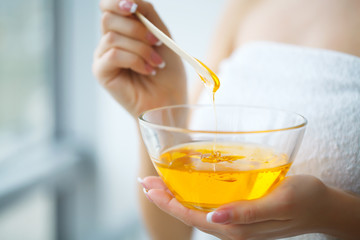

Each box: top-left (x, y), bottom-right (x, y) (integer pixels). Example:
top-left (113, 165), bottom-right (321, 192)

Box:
top-left (277, 186), bottom-right (296, 212)
top-left (242, 207), bottom-right (257, 224)
top-left (282, 185), bottom-right (296, 203)
top-left (92, 62), bottom-right (105, 83)
top-left (128, 54), bottom-right (141, 66)
top-left (177, 208), bottom-right (203, 228)
top-left (101, 12), bottom-right (112, 30)
top-left (104, 31), bottom-right (117, 45)
top-left (178, 214), bottom-right (194, 227)
top-left (106, 48), bottom-right (119, 61)
top-left (307, 175), bottom-right (327, 192)
top-left (128, 22), bottom-right (144, 36)
top-left (180, 210), bottom-right (195, 226)
top-left (138, 45), bottom-right (152, 58)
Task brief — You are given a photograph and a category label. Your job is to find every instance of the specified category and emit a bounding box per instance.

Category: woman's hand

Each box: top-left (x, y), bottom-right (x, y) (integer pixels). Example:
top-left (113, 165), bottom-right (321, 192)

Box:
top-left (93, 0), bottom-right (187, 118)
top-left (140, 175), bottom-right (360, 240)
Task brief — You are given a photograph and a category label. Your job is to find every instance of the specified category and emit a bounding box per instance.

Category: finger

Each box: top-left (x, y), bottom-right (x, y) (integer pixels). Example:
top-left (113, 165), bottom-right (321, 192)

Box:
top-left (147, 189), bottom-right (223, 232)
top-left (246, 220), bottom-right (295, 240)
top-left (95, 32), bottom-right (165, 68)
top-left (101, 12), bottom-right (160, 46)
top-left (100, 0), bottom-right (137, 16)
top-left (221, 220), bottom-right (293, 240)
top-left (93, 48), bottom-right (155, 82)
top-left (100, 0), bottom-right (171, 37)
top-left (141, 176), bottom-right (167, 190)
top-left (140, 176), bottom-right (175, 197)
top-left (133, 0), bottom-right (171, 36)
top-left (208, 197), bottom-right (287, 225)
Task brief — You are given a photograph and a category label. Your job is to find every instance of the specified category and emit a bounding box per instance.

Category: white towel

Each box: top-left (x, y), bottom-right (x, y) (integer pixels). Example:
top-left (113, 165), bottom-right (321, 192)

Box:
top-left (194, 41), bottom-right (360, 240)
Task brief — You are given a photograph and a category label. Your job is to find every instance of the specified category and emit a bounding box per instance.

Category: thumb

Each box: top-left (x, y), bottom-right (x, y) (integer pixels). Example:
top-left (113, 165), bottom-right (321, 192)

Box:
top-left (100, 0), bottom-right (171, 37)
top-left (207, 198), bottom-right (286, 225)
top-left (133, 0), bottom-right (172, 37)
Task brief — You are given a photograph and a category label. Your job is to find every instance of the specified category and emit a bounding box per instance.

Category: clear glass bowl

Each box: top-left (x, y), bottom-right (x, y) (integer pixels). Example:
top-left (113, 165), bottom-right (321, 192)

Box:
top-left (139, 105), bottom-right (307, 211)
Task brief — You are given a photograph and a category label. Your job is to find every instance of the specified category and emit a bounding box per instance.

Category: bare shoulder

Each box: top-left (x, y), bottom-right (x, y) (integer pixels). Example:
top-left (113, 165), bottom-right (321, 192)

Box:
top-left (234, 0), bottom-right (360, 57)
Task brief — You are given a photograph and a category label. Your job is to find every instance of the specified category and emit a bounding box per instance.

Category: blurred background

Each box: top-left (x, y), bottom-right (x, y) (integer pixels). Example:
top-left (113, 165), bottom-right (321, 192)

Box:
top-left (0, 0), bottom-right (223, 239)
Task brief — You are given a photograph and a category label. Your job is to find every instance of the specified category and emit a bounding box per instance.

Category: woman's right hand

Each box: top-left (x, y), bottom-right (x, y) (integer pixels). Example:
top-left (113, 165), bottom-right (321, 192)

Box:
top-left (93, 0), bottom-right (187, 118)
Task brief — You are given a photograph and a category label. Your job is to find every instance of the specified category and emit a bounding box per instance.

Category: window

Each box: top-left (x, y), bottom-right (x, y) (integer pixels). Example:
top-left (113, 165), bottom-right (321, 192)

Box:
top-left (0, 0), bottom-right (223, 239)
top-left (0, 0), bottom-right (53, 161)
top-left (0, 0), bottom-right (98, 239)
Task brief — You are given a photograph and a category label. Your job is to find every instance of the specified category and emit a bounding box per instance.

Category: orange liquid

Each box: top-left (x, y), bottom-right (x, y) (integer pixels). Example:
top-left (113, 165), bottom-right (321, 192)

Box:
top-left (196, 59), bottom-right (220, 95)
top-left (153, 142), bottom-right (291, 211)
top-left (195, 59), bottom-right (220, 149)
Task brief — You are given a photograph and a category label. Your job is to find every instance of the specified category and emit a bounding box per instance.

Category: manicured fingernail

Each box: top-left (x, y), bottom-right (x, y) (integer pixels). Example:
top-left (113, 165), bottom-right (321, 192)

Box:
top-left (145, 63), bottom-right (156, 75)
top-left (137, 177), bottom-right (147, 189)
top-left (143, 188), bottom-right (153, 202)
top-left (150, 51), bottom-right (165, 67)
top-left (118, 0), bottom-right (138, 13)
top-left (146, 32), bottom-right (161, 45)
top-left (158, 61), bottom-right (166, 69)
top-left (206, 210), bottom-right (231, 224)
top-left (155, 40), bottom-right (163, 46)
top-left (206, 211), bottom-right (215, 223)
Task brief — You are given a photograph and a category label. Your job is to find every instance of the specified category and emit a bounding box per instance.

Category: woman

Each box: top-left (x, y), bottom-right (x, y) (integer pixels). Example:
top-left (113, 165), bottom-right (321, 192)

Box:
top-left (92, 0), bottom-right (360, 239)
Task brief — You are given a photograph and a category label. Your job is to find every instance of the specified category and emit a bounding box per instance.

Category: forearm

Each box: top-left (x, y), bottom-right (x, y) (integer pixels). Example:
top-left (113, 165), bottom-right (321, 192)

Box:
top-left (323, 186), bottom-right (360, 239)
top-left (137, 131), bottom-right (193, 240)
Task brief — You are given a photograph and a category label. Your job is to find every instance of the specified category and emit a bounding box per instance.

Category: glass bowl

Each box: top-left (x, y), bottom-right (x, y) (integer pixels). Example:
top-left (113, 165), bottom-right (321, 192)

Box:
top-left (139, 105), bottom-right (307, 211)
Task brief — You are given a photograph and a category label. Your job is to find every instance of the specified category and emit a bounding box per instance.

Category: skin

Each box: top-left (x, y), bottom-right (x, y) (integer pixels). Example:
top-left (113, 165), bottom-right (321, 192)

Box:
top-left (93, 0), bottom-right (360, 239)
top-left (94, 1), bottom-right (192, 239)
top-left (141, 175), bottom-right (360, 240)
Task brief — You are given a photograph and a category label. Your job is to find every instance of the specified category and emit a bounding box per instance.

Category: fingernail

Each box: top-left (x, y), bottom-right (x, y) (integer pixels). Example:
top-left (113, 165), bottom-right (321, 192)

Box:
top-left (155, 40), bottom-right (163, 46)
top-left (137, 177), bottom-right (143, 183)
top-left (145, 63), bottom-right (156, 75)
top-left (150, 51), bottom-right (165, 67)
top-left (143, 188), bottom-right (153, 202)
top-left (146, 32), bottom-right (161, 45)
top-left (206, 210), bottom-right (231, 224)
top-left (150, 70), bottom-right (157, 76)
top-left (137, 177), bottom-right (147, 189)
top-left (158, 61), bottom-right (166, 69)
top-left (206, 211), bottom-right (215, 223)
top-left (118, 0), bottom-right (138, 13)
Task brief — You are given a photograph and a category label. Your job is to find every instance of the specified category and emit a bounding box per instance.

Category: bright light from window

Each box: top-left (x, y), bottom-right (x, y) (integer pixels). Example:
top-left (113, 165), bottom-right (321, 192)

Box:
top-left (0, 0), bottom-right (53, 160)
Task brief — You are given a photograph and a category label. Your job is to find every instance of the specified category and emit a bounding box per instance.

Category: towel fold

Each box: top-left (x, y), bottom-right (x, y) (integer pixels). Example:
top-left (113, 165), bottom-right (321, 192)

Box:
top-left (196, 41), bottom-right (360, 240)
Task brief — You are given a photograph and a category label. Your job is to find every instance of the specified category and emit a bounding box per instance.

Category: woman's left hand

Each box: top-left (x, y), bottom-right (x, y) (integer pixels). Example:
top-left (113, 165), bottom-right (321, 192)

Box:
top-left (140, 175), bottom-right (333, 240)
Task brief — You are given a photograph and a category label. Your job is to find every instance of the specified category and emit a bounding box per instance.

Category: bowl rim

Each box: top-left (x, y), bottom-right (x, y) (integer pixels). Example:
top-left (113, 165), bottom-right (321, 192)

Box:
top-left (138, 104), bottom-right (307, 134)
